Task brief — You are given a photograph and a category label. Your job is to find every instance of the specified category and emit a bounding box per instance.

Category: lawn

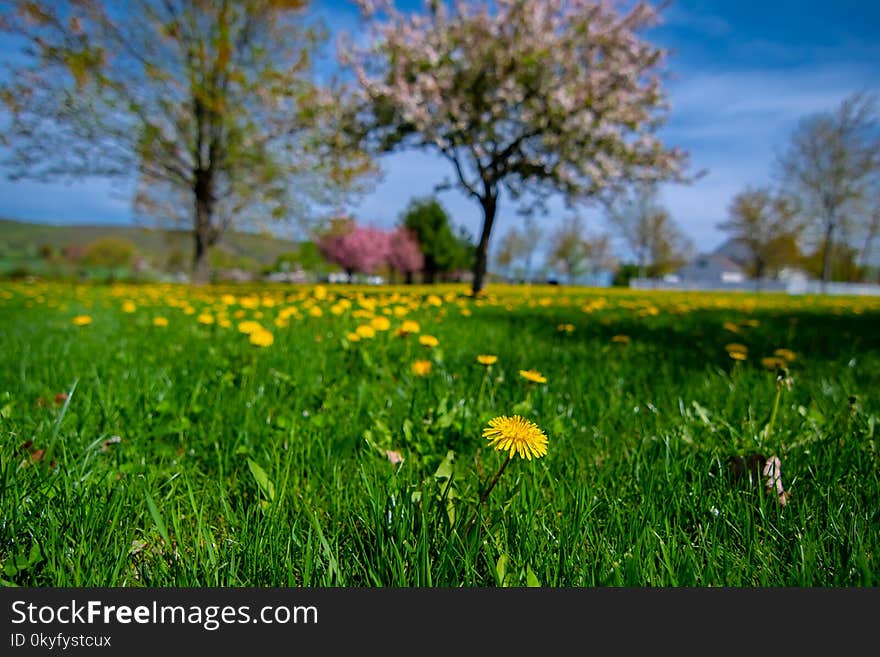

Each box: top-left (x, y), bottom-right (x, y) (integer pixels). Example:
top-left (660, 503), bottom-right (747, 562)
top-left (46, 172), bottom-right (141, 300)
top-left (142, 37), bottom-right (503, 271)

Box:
top-left (1, 281), bottom-right (878, 586)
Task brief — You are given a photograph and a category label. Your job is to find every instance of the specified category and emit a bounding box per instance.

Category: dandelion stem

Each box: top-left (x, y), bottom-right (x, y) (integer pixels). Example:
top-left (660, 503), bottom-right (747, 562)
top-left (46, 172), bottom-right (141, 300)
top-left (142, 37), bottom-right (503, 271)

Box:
top-left (476, 367), bottom-right (489, 409)
top-left (466, 453), bottom-right (513, 531)
top-left (763, 382), bottom-right (784, 442)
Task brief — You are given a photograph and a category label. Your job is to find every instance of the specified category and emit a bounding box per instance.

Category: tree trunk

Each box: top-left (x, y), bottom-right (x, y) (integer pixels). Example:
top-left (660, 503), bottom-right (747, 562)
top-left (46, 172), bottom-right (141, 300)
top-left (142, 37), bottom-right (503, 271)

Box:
top-left (859, 214), bottom-right (878, 277)
top-left (820, 220), bottom-right (835, 293)
top-left (754, 257), bottom-right (765, 292)
top-left (471, 195), bottom-right (497, 295)
top-left (192, 178), bottom-right (214, 285)
top-left (405, 271), bottom-right (413, 285)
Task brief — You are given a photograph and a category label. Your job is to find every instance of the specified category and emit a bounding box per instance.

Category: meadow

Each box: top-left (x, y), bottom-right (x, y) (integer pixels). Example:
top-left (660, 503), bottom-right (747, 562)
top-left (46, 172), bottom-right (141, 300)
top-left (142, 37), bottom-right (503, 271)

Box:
top-left (1, 280), bottom-right (878, 586)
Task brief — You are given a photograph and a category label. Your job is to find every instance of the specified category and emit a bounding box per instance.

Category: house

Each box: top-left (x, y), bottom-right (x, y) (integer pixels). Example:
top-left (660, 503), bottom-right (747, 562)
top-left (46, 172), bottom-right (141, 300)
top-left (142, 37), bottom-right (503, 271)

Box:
top-left (673, 253), bottom-right (746, 285)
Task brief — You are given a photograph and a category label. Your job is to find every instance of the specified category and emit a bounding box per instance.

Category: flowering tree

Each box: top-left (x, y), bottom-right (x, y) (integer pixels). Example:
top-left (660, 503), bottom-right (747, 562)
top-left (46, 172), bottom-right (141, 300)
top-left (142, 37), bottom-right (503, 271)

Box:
top-left (388, 227), bottom-right (424, 283)
top-left (316, 218), bottom-right (391, 279)
top-left (345, 0), bottom-right (688, 294)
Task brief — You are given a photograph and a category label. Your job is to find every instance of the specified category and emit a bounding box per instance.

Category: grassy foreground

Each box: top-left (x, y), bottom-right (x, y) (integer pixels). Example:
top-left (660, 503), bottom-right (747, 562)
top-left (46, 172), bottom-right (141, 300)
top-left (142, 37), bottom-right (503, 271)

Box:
top-left (1, 281), bottom-right (878, 586)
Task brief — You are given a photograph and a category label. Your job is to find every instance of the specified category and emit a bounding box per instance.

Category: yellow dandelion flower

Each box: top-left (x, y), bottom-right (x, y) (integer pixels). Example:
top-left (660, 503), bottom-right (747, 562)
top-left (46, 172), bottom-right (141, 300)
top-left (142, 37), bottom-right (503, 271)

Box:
top-left (761, 356), bottom-right (787, 370)
top-left (72, 315), bottom-right (92, 326)
top-left (397, 320), bottom-right (420, 336)
top-left (426, 294), bottom-right (442, 307)
top-left (356, 324), bottom-right (376, 339)
top-left (557, 323), bottom-right (575, 333)
top-left (197, 313), bottom-right (215, 325)
top-left (153, 317), bottom-right (169, 327)
top-left (519, 369), bottom-right (547, 384)
top-left (611, 335), bottom-right (630, 344)
top-left (729, 351), bottom-right (747, 361)
top-left (370, 316), bottom-right (391, 331)
top-left (309, 306), bottom-right (323, 318)
top-left (419, 334), bottom-right (439, 347)
top-left (723, 321), bottom-right (740, 333)
top-left (483, 415), bottom-right (548, 460)
top-left (725, 342), bottom-right (748, 354)
top-left (238, 320), bottom-right (263, 335)
top-left (411, 359), bottom-right (432, 377)
top-left (477, 354), bottom-right (498, 366)
top-left (460, 308), bottom-right (472, 317)
top-left (313, 285), bottom-right (327, 300)
top-left (774, 348), bottom-right (796, 363)
top-left (122, 300), bottom-right (137, 313)
top-left (347, 332), bottom-right (361, 342)
top-left (249, 329), bottom-right (274, 347)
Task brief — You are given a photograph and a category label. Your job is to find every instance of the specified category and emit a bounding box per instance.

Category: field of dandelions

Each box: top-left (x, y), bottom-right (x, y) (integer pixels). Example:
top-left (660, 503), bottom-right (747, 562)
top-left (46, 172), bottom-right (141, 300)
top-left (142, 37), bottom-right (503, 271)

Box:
top-left (1, 281), bottom-right (879, 586)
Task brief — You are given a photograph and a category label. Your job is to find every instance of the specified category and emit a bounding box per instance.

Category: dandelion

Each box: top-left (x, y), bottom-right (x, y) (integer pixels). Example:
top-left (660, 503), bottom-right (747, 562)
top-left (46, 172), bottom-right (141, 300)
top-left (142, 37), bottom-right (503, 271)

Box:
top-left (355, 324), bottom-right (376, 339)
top-left (725, 343), bottom-right (748, 360)
top-left (370, 316), bottom-right (391, 331)
top-left (761, 356), bottom-right (787, 370)
top-left (419, 335), bottom-right (439, 348)
top-left (309, 306), bottom-right (323, 318)
top-left (611, 335), bottom-right (630, 344)
top-left (153, 317), bottom-right (169, 327)
top-left (411, 360), bottom-right (432, 377)
top-left (468, 415), bottom-right (550, 531)
top-left (774, 348), bottom-right (796, 363)
top-left (72, 315), bottom-right (92, 326)
top-left (397, 320), bottom-right (420, 336)
top-left (249, 329), bottom-right (274, 347)
top-left (483, 415), bottom-right (549, 461)
top-left (197, 313), bottom-right (215, 325)
top-left (519, 369), bottom-right (547, 384)
top-left (122, 300), bottom-right (136, 313)
top-left (238, 320), bottom-right (263, 335)
top-left (477, 354), bottom-right (498, 366)
top-left (557, 323), bottom-right (575, 333)
top-left (347, 332), bottom-right (361, 342)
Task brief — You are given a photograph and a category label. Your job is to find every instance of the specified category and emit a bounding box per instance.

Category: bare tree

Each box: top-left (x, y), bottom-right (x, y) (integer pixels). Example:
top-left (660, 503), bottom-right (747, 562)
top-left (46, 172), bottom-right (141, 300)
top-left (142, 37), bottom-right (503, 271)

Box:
top-left (718, 187), bottom-right (803, 287)
top-left (494, 226), bottom-right (528, 282)
top-left (606, 183), bottom-right (691, 277)
top-left (777, 92), bottom-right (880, 290)
top-left (548, 214), bottom-right (591, 284)
top-left (547, 214), bottom-right (616, 284)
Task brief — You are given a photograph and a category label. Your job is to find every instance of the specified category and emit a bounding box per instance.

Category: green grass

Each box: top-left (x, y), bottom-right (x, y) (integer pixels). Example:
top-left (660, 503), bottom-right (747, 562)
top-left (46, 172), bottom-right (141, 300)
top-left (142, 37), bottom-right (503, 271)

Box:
top-left (1, 281), bottom-right (878, 586)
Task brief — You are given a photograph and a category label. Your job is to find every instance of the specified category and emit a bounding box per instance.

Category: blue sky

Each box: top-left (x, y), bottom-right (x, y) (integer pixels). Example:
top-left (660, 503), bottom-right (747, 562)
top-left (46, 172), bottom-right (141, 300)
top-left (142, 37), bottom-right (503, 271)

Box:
top-left (1, 0), bottom-right (878, 259)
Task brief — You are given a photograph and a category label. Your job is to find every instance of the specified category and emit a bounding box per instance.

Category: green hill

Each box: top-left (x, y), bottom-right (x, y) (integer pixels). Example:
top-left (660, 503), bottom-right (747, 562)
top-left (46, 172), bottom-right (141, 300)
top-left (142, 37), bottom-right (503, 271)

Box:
top-left (0, 217), bottom-right (302, 273)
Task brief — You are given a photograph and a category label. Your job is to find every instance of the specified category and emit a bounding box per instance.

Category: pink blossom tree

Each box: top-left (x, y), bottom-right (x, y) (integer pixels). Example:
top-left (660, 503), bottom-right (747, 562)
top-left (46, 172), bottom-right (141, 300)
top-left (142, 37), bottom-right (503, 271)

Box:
top-left (388, 227), bottom-right (424, 283)
top-left (317, 218), bottom-right (391, 280)
top-left (343, 0), bottom-right (690, 294)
